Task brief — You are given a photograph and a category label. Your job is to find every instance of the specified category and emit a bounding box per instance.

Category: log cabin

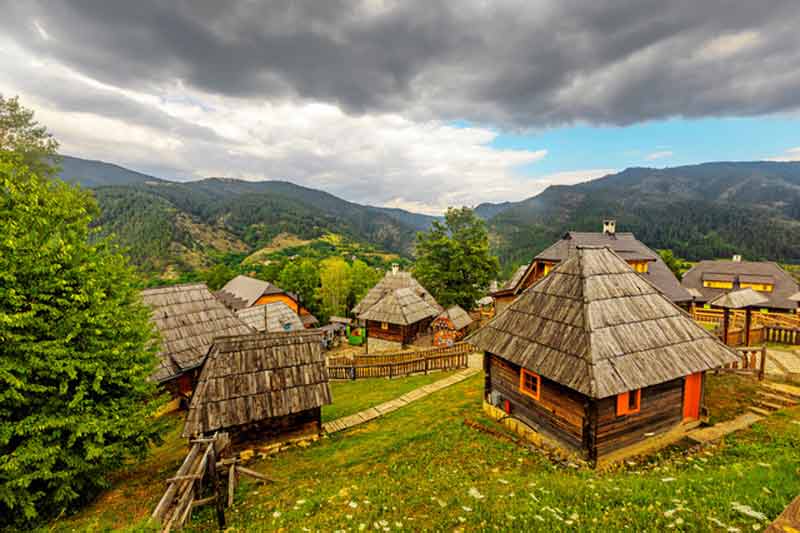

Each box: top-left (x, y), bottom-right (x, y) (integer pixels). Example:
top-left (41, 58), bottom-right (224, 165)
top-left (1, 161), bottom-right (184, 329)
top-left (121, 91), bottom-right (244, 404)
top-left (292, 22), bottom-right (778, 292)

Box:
top-left (682, 258), bottom-right (800, 313)
top-left (352, 264), bottom-right (442, 318)
top-left (357, 287), bottom-right (440, 353)
top-left (469, 246), bottom-right (738, 467)
top-left (235, 301), bottom-right (306, 333)
top-left (491, 220), bottom-right (692, 315)
top-left (432, 305), bottom-right (474, 347)
top-left (216, 274), bottom-right (318, 327)
top-left (141, 283), bottom-right (255, 407)
top-left (182, 330), bottom-right (332, 447)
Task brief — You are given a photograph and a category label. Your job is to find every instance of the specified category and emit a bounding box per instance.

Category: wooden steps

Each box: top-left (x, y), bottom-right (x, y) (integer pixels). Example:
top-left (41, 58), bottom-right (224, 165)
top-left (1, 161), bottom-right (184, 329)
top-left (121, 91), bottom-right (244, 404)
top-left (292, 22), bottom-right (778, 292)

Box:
top-left (748, 381), bottom-right (800, 416)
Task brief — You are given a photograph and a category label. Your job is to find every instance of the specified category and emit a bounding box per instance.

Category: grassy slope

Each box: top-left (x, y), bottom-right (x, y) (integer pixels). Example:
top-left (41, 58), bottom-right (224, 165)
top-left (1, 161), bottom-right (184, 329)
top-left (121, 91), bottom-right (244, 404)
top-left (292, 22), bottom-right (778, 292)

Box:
top-left (46, 374), bottom-right (800, 532)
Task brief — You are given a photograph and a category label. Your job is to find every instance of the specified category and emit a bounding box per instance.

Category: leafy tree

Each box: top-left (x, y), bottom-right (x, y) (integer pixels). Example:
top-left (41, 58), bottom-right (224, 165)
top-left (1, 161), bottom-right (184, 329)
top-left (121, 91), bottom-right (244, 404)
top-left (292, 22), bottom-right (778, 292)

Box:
top-left (415, 207), bottom-right (499, 310)
top-left (0, 118), bottom-right (164, 527)
top-left (659, 249), bottom-right (691, 279)
top-left (348, 259), bottom-right (381, 310)
top-left (0, 94), bottom-right (59, 175)
top-left (318, 258), bottom-right (352, 319)
top-left (203, 262), bottom-right (237, 291)
top-left (278, 259), bottom-right (321, 315)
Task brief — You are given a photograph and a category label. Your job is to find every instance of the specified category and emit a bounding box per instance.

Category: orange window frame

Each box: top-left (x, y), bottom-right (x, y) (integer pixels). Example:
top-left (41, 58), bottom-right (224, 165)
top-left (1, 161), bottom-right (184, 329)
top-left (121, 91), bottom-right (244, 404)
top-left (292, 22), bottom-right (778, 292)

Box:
top-left (381, 322), bottom-right (389, 330)
top-left (616, 389), bottom-right (641, 416)
top-left (519, 368), bottom-right (541, 401)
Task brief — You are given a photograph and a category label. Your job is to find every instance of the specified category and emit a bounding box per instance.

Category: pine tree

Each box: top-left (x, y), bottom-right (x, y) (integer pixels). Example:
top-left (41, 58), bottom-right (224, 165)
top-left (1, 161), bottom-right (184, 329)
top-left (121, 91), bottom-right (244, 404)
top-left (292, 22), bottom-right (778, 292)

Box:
top-left (0, 148), bottom-right (164, 525)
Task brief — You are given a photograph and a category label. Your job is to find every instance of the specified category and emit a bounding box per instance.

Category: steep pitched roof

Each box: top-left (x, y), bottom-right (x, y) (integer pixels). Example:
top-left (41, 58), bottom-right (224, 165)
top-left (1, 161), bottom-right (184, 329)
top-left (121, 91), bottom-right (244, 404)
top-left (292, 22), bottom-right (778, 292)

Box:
top-left (183, 330), bottom-right (332, 437)
top-left (352, 269), bottom-right (442, 316)
top-left (141, 283), bottom-right (255, 383)
top-left (502, 264), bottom-right (530, 291)
top-left (469, 247), bottom-right (738, 399)
top-left (357, 287), bottom-right (440, 326)
top-left (682, 260), bottom-right (800, 310)
top-left (235, 302), bottom-right (305, 333)
top-left (215, 275), bottom-right (294, 310)
top-left (435, 305), bottom-right (474, 331)
top-left (495, 231), bottom-right (691, 303)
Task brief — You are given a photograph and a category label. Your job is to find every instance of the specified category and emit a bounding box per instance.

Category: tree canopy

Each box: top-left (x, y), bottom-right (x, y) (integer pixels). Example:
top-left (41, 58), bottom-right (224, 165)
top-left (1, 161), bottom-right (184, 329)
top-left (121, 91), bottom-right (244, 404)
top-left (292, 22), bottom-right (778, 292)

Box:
top-left (414, 207), bottom-right (499, 310)
top-left (0, 100), bottom-right (164, 528)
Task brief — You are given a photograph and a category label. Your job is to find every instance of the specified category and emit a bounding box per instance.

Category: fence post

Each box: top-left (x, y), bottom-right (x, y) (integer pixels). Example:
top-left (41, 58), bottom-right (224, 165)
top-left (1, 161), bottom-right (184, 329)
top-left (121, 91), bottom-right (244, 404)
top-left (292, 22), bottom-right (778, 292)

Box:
top-left (425, 356), bottom-right (429, 375)
top-left (206, 444), bottom-right (226, 529)
top-left (758, 346), bottom-right (766, 381)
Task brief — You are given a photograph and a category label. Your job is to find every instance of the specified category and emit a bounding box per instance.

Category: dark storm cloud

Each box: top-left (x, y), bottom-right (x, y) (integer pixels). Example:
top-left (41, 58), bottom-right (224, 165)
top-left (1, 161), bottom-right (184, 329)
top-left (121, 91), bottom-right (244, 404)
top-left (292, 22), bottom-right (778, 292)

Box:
top-left (3, 0), bottom-right (800, 126)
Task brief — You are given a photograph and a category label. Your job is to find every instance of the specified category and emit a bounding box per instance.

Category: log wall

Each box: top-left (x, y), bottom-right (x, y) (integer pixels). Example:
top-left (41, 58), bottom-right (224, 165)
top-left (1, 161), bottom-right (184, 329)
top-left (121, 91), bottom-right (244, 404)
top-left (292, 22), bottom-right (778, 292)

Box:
top-left (219, 407), bottom-right (321, 448)
top-left (486, 353), bottom-right (587, 452)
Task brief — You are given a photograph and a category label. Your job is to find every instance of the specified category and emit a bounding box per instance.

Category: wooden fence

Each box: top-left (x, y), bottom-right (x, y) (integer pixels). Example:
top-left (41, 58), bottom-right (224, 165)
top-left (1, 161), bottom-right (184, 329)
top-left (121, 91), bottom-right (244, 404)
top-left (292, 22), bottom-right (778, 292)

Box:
top-left (718, 346), bottom-right (767, 380)
top-left (762, 325), bottom-right (800, 345)
top-left (328, 342), bottom-right (472, 380)
top-left (722, 325), bottom-right (764, 347)
top-left (692, 307), bottom-right (800, 329)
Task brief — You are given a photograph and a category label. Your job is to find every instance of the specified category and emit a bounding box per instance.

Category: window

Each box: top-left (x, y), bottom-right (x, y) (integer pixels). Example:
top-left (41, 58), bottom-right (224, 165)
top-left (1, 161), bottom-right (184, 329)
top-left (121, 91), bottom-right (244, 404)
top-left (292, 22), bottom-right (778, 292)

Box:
top-left (616, 389), bottom-right (641, 416)
top-left (381, 322), bottom-right (389, 330)
top-left (740, 282), bottom-right (774, 292)
top-left (703, 280), bottom-right (734, 289)
top-left (519, 369), bottom-right (541, 400)
top-left (628, 261), bottom-right (649, 273)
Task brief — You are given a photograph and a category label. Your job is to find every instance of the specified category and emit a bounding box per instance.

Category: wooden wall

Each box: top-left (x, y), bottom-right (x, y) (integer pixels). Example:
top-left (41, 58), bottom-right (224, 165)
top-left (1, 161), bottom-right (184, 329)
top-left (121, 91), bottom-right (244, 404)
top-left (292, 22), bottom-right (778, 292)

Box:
top-left (255, 293), bottom-right (300, 313)
top-left (591, 377), bottom-right (686, 459)
top-left (486, 353), bottom-right (587, 452)
top-left (222, 407), bottom-right (321, 448)
top-left (367, 320), bottom-right (405, 343)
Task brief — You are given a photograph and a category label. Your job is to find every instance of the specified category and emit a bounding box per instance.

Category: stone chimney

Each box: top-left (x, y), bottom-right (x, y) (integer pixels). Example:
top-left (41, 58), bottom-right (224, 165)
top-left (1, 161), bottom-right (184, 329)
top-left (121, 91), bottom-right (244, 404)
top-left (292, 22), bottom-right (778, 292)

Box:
top-left (603, 219), bottom-right (616, 236)
top-left (732, 254), bottom-right (742, 262)
top-left (391, 263), bottom-right (400, 275)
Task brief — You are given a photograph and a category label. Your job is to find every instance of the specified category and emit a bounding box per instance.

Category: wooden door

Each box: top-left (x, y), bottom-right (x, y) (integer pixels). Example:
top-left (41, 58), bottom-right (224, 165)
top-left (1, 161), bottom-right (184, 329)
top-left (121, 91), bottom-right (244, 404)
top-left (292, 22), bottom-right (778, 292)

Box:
top-left (683, 372), bottom-right (702, 420)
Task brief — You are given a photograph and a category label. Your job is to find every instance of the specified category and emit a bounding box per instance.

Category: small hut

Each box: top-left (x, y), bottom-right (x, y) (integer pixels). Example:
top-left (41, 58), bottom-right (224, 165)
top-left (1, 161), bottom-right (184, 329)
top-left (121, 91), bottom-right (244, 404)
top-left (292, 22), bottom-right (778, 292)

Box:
top-left (352, 264), bottom-right (442, 317)
top-left (469, 246), bottom-right (739, 467)
top-left (141, 283), bottom-right (254, 402)
top-left (432, 305), bottom-right (474, 347)
top-left (216, 274), bottom-right (317, 327)
top-left (358, 287), bottom-right (440, 353)
top-left (709, 288), bottom-right (769, 346)
top-left (235, 301), bottom-right (305, 333)
top-left (182, 330), bottom-right (332, 446)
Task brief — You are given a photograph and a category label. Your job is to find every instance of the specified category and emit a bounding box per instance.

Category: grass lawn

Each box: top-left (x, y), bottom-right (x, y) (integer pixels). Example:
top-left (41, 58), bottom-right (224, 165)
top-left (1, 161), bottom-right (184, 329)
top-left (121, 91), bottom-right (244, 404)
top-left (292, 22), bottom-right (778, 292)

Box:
top-left (323, 371), bottom-right (458, 422)
top-left (45, 372), bottom-right (800, 532)
top-left (704, 372), bottom-right (762, 424)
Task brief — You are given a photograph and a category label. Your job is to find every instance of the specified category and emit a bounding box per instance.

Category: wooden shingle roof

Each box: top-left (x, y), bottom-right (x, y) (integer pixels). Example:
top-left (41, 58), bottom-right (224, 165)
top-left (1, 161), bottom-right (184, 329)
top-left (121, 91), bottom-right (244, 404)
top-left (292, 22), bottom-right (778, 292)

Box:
top-left (352, 269), bottom-right (441, 316)
top-left (469, 247), bottom-right (738, 399)
top-left (709, 288), bottom-right (769, 309)
top-left (183, 330), bottom-right (332, 437)
top-left (141, 283), bottom-right (255, 383)
top-left (435, 305), bottom-right (474, 331)
top-left (357, 287), bottom-right (440, 326)
top-left (215, 275), bottom-right (294, 310)
top-left (235, 302), bottom-right (305, 333)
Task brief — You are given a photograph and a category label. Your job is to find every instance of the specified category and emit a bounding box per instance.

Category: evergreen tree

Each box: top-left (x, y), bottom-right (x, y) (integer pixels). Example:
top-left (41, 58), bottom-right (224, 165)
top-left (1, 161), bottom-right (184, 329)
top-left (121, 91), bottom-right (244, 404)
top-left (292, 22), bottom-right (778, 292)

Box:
top-left (0, 113), bottom-right (164, 527)
top-left (414, 207), bottom-right (499, 310)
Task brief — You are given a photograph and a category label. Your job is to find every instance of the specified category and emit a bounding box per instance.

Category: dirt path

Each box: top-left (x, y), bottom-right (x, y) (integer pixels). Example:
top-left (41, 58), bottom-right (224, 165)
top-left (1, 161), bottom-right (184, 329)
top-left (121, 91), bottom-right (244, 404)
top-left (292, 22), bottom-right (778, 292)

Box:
top-left (766, 348), bottom-right (800, 380)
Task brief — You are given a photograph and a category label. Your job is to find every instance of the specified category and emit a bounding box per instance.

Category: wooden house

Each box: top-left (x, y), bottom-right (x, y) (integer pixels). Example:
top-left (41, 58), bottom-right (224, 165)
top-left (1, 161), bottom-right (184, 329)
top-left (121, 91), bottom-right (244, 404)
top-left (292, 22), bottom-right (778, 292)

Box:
top-left (141, 283), bottom-right (254, 403)
top-left (182, 330), bottom-right (332, 446)
top-left (352, 264), bottom-right (442, 318)
top-left (491, 220), bottom-right (691, 315)
top-left (682, 258), bottom-right (800, 313)
top-left (357, 287), bottom-right (440, 353)
top-left (216, 274), bottom-right (317, 327)
top-left (469, 246), bottom-right (738, 467)
top-left (235, 301), bottom-right (305, 333)
top-left (432, 305), bottom-right (474, 347)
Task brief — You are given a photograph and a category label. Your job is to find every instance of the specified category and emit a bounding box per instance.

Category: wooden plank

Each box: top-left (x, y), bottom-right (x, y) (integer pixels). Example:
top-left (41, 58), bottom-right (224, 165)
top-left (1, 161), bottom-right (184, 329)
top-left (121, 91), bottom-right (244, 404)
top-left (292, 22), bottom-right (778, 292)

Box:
top-left (152, 443), bottom-right (201, 521)
top-left (766, 495), bottom-right (800, 532)
top-left (228, 465), bottom-right (236, 508)
top-left (236, 465), bottom-right (275, 483)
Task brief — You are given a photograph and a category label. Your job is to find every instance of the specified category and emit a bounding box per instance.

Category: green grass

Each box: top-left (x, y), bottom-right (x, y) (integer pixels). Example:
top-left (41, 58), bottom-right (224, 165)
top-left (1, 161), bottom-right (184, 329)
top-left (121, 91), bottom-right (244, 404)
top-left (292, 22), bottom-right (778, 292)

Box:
top-left (703, 372), bottom-right (761, 424)
top-left (323, 371), bottom-right (457, 422)
top-left (46, 373), bottom-right (800, 532)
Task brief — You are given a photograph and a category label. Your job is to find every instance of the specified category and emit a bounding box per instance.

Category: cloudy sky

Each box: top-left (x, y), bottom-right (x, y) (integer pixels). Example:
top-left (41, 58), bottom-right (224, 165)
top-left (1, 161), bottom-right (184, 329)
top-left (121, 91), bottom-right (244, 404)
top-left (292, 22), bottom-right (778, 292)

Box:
top-left (2, 1), bottom-right (800, 214)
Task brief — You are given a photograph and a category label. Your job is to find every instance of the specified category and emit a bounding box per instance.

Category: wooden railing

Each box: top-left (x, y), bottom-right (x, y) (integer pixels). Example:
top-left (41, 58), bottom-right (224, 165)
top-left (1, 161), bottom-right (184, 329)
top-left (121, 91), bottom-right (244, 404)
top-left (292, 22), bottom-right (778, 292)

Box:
top-left (763, 325), bottom-right (800, 345)
top-left (692, 307), bottom-right (800, 329)
top-left (722, 326), bottom-right (764, 347)
top-left (718, 346), bottom-right (767, 380)
top-left (328, 342), bottom-right (472, 380)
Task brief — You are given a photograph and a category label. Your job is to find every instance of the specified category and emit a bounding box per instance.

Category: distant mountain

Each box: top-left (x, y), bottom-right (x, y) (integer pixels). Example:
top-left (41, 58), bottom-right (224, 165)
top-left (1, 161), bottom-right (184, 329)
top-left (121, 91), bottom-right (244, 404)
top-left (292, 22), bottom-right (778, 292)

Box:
top-left (56, 155), bottom-right (435, 274)
top-left (474, 201), bottom-right (515, 220)
top-left (489, 161), bottom-right (800, 267)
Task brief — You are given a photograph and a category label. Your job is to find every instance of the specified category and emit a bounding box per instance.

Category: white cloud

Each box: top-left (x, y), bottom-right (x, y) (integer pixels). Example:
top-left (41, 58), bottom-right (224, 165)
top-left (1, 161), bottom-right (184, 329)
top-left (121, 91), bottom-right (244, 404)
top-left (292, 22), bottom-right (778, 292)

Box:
top-left (699, 31), bottom-right (761, 60)
top-left (767, 146), bottom-right (800, 162)
top-left (646, 150), bottom-right (674, 161)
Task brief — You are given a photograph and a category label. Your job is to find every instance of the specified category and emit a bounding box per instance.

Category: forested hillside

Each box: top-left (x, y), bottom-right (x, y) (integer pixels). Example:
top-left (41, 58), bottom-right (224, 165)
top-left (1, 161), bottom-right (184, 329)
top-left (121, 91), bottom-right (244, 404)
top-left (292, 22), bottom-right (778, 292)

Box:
top-left (58, 156), bottom-right (432, 276)
top-left (487, 161), bottom-right (800, 267)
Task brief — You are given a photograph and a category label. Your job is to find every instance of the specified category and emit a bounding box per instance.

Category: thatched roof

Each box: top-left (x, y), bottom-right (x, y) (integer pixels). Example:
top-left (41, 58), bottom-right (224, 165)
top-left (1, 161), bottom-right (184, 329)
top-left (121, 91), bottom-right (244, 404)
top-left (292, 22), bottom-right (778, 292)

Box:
top-left (435, 305), bottom-right (474, 331)
top-left (183, 330), bottom-right (332, 437)
top-left (709, 288), bottom-right (769, 309)
top-left (682, 260), bottom-right (800, 310)
top-left (352, 269), bottom-right (441, 316)
top-left (358, 287), bottom-right (440, 326)
top-left (141, 283), bottom-right (255, 383)
top-left (235, 302), bottom-right (305, 333)
top-left (469, 247), bottom-right (739, 399)
top-left (215, 275), bottom-right (295, 310)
